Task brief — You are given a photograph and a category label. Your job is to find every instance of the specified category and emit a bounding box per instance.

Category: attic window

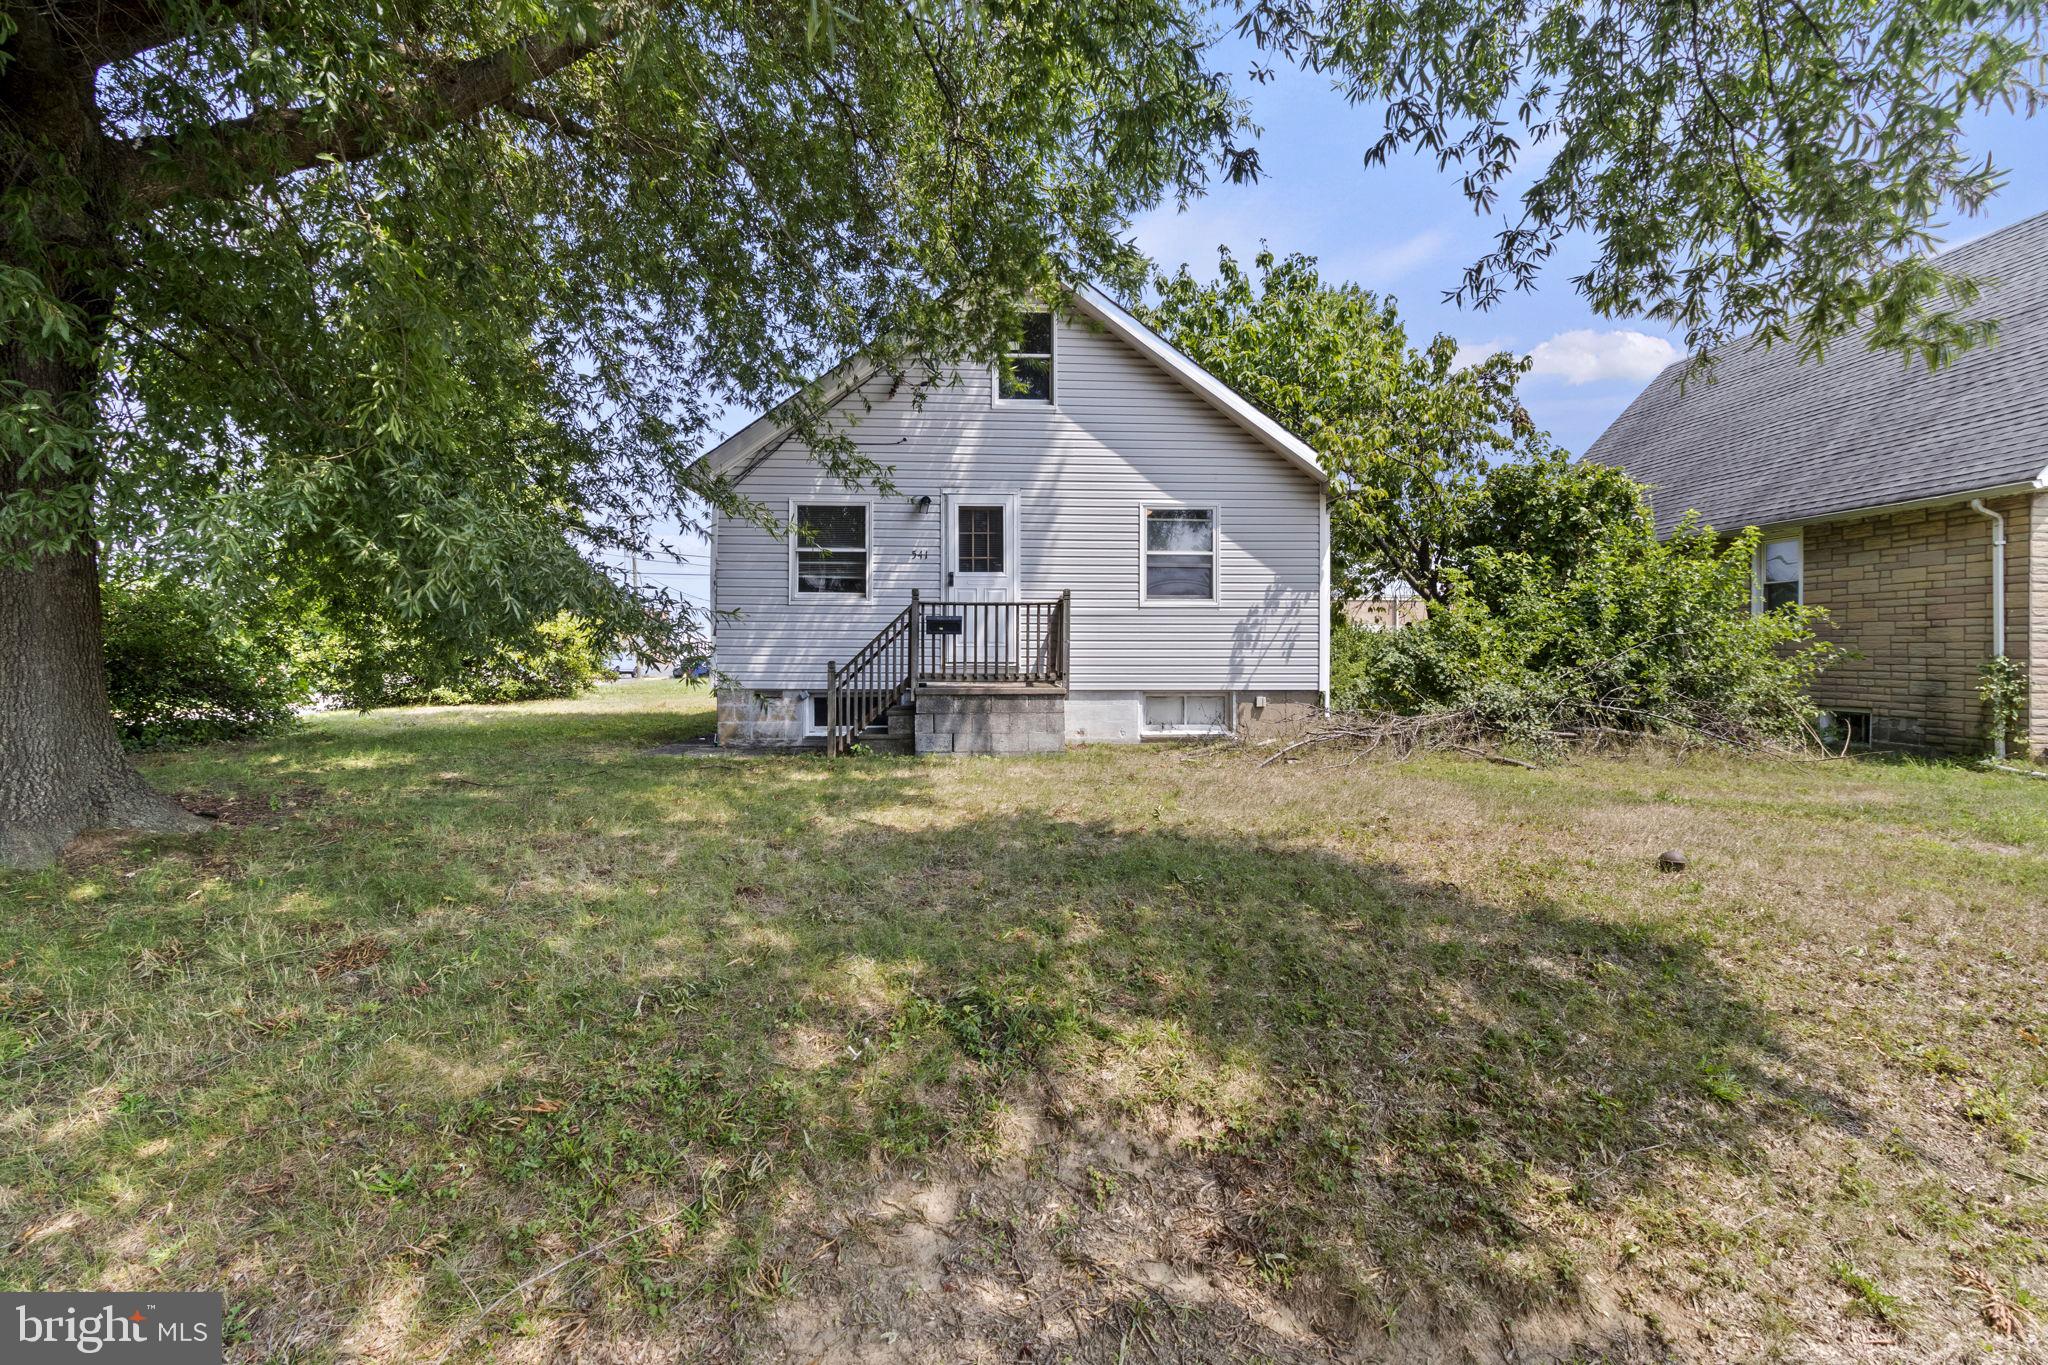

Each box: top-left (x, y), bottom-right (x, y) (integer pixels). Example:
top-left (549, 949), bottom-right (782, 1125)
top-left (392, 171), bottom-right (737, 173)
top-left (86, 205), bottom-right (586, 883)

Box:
top-left (995, 311), bottom-right (1054, 403)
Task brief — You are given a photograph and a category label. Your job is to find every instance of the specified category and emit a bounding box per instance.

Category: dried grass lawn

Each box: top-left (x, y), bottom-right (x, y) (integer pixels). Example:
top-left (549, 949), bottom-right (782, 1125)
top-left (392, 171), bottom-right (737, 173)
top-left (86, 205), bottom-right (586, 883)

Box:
top-left (3, 681), bottom-right (2045, 1363)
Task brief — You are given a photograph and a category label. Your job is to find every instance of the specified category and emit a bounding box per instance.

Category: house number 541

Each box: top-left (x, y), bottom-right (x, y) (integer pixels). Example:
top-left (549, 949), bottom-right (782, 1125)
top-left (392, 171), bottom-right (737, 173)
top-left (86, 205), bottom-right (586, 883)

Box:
top-left (909, 549), bottom-right (931, 560)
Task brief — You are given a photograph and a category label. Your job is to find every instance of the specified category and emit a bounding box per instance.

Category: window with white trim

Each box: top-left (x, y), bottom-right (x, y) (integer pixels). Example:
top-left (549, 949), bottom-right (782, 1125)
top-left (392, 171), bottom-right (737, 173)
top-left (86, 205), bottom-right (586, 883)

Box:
top-left (808, 695), bottom-right (887, 735)
top-left (1141, 506), bottom-right (1216, 601)
top-left (1759, 535), bottom-right (1801, 611)
top-left (791, 502), bottom-right (869, 598)
top-left (1143, 693), bottom-right (1230, 735)
top-left (995, 310), bottom-right (1054, 403)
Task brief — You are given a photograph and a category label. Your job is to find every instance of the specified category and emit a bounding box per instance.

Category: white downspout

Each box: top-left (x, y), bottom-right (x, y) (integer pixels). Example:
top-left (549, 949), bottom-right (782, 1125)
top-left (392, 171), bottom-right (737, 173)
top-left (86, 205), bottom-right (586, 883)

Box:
top-left (1969, 499), bottom-right (2009, 759)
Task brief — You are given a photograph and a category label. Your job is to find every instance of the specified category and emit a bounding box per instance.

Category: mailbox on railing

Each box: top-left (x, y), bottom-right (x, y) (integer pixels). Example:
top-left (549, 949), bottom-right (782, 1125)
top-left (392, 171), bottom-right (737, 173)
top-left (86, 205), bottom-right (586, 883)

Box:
top-left (826, 591), bottom-right (1070, 755)
top-left (909, 589), bottom-right (1069, 687)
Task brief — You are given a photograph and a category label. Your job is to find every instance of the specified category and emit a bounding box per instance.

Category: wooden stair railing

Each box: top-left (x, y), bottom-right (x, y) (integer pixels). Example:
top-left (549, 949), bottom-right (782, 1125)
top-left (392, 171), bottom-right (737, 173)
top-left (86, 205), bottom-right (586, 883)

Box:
top-left (824, 604), bottom-right (913, 756)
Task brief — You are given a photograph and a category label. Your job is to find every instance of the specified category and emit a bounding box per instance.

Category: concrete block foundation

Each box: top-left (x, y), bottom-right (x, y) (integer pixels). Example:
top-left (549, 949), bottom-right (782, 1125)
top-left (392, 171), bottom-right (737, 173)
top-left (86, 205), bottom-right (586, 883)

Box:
top-left (914, 694), bottom-right (1066, 756)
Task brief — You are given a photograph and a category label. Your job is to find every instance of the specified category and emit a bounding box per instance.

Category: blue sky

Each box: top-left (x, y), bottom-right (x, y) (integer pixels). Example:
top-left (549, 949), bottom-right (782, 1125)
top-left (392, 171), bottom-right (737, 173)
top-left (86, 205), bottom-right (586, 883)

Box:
top-left (613, 40), bottom-right (2048, 616)
top-left (1133, 35), bottom-right (2048, 459)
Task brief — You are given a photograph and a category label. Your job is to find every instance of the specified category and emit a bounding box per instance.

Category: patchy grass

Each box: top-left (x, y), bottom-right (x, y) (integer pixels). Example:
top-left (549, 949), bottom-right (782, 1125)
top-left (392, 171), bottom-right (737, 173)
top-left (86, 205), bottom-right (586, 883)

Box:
top-left (3, 680), bottom-right (2045, 1362)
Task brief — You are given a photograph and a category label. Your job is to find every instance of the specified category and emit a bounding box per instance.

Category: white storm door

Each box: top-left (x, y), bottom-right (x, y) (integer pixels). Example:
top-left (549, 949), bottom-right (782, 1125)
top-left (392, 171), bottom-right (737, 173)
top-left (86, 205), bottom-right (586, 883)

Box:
top-left (941, 493), bottom-right (1020, 679)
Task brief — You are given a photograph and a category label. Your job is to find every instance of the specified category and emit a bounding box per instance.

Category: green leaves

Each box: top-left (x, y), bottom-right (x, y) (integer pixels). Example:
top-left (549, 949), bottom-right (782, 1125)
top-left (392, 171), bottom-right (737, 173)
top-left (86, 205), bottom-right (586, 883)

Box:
top-left (1137, 247), bottom-right (1559, 602)
top-left (1334, 520), bottom-right (1838, 747)
top-left (1239, 0), bottom-right (2044, 363)
top-left (8, 0), bottom-right (1254, 668)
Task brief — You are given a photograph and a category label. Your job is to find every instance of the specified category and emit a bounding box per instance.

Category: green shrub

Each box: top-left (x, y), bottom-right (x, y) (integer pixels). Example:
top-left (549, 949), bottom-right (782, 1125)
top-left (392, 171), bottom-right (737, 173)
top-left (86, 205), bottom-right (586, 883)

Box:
top-left (1978, 655), bottom-right (2028, 756)
top-left (102, 579), bottom-right (301, 748)
top-left (314, 612), bottom-right (605, 708)
top-left (1333, 518), bottom-right (1835, 749)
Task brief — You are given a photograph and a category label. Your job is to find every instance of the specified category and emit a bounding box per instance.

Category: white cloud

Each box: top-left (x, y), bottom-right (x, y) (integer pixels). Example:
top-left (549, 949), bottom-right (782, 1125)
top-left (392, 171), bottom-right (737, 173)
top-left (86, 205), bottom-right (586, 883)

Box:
top-left (1526, 329), bottom-right (1679, 385)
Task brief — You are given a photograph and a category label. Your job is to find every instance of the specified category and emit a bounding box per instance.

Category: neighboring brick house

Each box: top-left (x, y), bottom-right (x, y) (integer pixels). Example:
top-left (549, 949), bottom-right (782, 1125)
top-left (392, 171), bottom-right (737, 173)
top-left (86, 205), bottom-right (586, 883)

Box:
top-left (1587, 210), bottom-right (2048, 757)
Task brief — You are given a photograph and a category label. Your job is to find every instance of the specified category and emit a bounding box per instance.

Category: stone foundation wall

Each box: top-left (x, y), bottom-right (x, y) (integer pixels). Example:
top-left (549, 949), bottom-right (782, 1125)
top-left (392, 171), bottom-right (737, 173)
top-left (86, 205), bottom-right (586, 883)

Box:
top-left (915, 694), bottom-right (1065, 755)
top-left (715, 688), bottom-right (810, 749)
top-left (1234, 691), bottom-right (1321, 737)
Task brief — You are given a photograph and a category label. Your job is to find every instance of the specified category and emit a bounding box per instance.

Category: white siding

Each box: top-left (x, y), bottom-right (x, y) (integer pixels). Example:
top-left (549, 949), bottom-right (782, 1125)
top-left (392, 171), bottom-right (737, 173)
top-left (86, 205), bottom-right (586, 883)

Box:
top-left (712, 311), bottom-right (1326, 692)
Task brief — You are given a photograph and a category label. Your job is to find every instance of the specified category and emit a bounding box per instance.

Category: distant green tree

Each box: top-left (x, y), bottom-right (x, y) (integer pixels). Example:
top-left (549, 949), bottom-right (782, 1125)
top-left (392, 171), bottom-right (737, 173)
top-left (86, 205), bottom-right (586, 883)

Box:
top-left (309, 611), bottom-right (606, 709)
top-left (1141, 248), bottom-right (1639, 603)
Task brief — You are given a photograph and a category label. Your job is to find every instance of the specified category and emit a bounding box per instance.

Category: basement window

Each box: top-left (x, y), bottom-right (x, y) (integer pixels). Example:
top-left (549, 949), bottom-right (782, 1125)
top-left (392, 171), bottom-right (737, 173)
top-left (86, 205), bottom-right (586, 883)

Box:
top-left (807, 695), bottom-right (888, 736)
top-left (1142, 693), bottom-right (1230, 736)
top-left (1820, 710), bottom-right (1871, 746)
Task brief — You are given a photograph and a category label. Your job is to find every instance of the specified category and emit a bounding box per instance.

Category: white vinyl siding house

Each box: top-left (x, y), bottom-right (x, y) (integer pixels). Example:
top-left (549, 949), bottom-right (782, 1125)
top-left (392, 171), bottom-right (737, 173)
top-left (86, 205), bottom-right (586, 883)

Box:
top-left (707, 287), bottom-right (1329, 749)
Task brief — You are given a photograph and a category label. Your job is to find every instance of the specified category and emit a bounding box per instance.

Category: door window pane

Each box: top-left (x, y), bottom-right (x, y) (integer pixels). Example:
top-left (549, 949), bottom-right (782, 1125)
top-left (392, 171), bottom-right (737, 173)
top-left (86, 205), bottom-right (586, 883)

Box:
top-left (956, 506), bottom-right (1005, 574)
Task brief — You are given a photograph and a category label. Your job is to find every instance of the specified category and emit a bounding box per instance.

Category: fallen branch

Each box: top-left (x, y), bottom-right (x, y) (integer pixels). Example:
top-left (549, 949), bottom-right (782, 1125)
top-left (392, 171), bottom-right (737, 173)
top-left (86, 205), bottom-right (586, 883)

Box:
top-left (1264, 698), bottom-right (1818, 769)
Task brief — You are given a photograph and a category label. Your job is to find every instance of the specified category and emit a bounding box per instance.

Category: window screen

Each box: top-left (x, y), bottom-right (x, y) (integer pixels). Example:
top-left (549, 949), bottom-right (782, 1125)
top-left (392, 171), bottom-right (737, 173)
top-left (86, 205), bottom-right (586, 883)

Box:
top-left (1143, 507), bottom-right (1215, 599)
top-left (794, 503), bottom-right (868, 596)
top-left (956, 505), bottom-right (1005, 574)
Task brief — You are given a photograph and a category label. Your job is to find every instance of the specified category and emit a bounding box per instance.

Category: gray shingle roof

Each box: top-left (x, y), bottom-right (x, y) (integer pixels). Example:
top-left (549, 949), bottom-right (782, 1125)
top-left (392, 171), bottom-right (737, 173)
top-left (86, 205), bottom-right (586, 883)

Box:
top-left (1584, 209), bottom-right (2048, 533)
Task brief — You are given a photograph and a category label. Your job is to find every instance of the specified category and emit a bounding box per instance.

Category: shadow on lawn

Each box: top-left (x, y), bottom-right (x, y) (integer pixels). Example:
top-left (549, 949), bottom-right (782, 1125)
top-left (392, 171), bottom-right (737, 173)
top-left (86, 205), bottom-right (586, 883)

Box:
top-left (18, 727), bottom-right (1854, 1361)
top-left (403, 760), bottom-right (1846, 1358)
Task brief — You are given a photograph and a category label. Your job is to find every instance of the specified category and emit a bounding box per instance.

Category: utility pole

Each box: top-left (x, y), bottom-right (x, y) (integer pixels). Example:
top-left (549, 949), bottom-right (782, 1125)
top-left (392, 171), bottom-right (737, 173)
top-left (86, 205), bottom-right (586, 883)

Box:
top-left (630, 553), bottom-right (645, 677)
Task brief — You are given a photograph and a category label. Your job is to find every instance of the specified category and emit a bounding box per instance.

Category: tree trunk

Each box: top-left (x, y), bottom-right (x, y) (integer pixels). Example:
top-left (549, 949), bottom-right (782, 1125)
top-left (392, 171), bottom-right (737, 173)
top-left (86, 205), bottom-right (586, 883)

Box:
top-left (0, 541), bottom-right (211, 869)
top-left (1, 319), bottom-right (210, 870)
top-left (0, 3), bottom-right (213, 867)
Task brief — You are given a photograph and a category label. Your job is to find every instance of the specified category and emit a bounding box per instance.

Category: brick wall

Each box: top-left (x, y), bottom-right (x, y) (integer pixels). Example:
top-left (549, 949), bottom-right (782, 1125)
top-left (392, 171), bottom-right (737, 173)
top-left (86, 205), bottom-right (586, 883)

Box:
top-left (1799, 492), bottom-right (2038, 755)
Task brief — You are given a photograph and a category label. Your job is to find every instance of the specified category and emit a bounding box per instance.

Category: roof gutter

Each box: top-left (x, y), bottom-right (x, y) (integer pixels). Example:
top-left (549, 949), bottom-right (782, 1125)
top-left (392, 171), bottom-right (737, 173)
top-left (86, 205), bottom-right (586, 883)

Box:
top-left (1740, 480), bottom-right (2039, 539)
top-left (1968, 498), bottom-right (2009, 760)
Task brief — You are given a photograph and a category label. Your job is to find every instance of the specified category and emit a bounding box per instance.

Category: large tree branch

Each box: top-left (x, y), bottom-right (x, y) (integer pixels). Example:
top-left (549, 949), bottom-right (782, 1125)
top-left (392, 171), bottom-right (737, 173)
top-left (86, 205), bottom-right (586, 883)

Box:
top-left (108, 19), bottom-right (622, 212)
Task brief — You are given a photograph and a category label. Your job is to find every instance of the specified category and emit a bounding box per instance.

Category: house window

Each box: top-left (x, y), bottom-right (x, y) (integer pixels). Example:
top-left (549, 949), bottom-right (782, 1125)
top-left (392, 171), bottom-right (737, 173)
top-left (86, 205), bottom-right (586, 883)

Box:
top-left (957, 505), bottom-right (1005, 574)
top-left (809, 695), bottom-right (887, 735)
top-left (1143, 693), bottom-right (1230, 735)
top-left (1142, 506), bottom-right (1216, 601)
top-left (995, 310), bottom-right (1054, 403)
top-left (1821, 709), bottom-right (1871, 745)
top-left (1760, 535), bottom-right (1801, 610)
top-left (791, 502), bottom-right (869, 598)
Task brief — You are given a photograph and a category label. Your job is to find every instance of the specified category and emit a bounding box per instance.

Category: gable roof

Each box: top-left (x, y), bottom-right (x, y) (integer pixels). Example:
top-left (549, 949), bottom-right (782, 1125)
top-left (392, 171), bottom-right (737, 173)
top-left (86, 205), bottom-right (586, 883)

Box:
top-left (1584, 210), bottom-right (2048, 532)
top-left (698, 283), bottom-right (1328, 486)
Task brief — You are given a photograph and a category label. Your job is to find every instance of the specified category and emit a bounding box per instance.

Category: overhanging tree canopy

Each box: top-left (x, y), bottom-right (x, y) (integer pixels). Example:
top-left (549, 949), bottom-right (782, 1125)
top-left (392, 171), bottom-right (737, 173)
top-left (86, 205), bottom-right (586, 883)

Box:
top-left (3, 0), bottom-right (2039, 867)
top-left (0, 0), bottom-right (1247, 866)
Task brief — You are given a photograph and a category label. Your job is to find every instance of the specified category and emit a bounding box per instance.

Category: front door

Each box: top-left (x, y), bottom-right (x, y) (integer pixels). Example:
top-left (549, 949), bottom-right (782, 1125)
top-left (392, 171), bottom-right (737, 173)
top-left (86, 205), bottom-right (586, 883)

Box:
top-left (942, 494), bottom-right (1019, 680)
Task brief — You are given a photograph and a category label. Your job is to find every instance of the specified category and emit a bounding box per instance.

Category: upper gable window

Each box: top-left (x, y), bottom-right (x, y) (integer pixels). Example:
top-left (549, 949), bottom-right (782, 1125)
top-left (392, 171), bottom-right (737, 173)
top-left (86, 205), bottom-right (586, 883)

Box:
top-left (995, 310), bottom-right (1054, 404)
